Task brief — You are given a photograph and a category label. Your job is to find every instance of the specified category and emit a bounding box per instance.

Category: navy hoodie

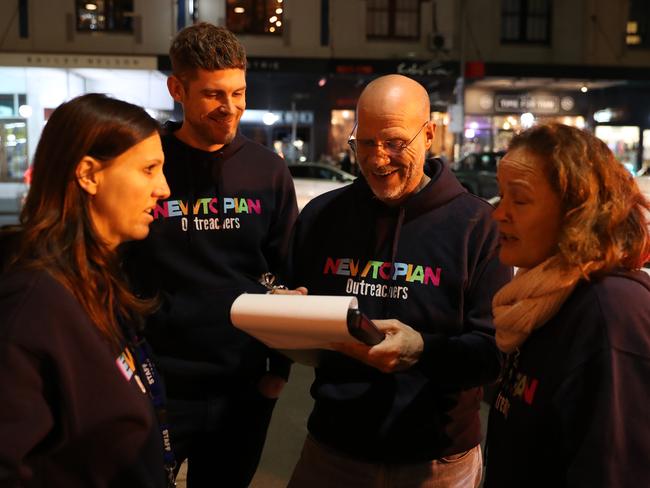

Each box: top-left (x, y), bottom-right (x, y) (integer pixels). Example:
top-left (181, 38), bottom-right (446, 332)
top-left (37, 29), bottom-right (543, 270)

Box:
top-left (288, 159), bottom-right (512, 462)
top-left (125, 122), bottom-right (297, 398)
top-left (0, 269), bottom-right (166, 487)
top-left (485, 270), bottom-right (650, 488)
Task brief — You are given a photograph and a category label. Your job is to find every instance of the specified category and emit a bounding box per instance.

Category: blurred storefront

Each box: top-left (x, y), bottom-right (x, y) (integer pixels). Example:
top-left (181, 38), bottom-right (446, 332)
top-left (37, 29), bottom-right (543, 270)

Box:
top-left (588, 84), bottom-right (650, 174)
top-left (463, 62), bottom-right (650, 172)
top-left (0, 54), bottom-right (172, 184)
top-left (232, 57), bottom-right (459, 163)
top-left (239, 108), bottom-right (314, 163)
top-left (594, 125), bottom-right (639, 173)
top-left (1, 54), bottom-right (457, 174)
top-left (0, 93), bottom-right (28, 182)
top-left (463, 86), bottom-right (587, 156)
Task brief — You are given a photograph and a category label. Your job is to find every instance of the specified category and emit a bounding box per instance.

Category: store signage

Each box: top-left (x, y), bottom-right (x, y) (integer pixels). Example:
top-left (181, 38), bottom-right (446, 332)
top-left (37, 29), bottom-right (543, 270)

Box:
top-left (0, 52), bottom-right (157, 69)
top-left (247, 59), bottom-right (281, 71)
top-left (335, 64), bottom-right (374, 75)
top-left (466, 88), bottom-right (582, 115)
top-left (396, 61), bottom-right (453, 77)
top-left (495, 94), bottom-right (564, 114)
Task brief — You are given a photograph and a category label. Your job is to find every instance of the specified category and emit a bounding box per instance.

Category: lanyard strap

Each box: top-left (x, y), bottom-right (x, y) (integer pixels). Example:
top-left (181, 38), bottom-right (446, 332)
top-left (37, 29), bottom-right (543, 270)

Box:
top-left (124, 327), bottom-right (177, 487)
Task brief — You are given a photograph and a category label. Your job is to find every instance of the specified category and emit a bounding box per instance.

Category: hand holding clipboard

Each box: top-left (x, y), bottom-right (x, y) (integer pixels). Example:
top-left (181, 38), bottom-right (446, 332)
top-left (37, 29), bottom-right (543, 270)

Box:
top-left (346, 309), bottom-right (385, 345)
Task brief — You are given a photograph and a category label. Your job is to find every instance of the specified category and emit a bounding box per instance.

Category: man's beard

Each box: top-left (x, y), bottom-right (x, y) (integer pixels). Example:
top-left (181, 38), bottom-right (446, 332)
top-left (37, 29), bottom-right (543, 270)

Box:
top-left (192, 117), bottom-right (237, 147)
top-left (366, 160), bottom-right (416, 202)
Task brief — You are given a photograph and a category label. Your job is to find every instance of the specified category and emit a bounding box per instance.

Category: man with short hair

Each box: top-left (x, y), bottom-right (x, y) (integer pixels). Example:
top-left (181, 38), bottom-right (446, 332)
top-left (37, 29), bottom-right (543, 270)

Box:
top-left (125, 23), bottom-right (298, 487)
top-left (287, 74), bottom-right (512, 487)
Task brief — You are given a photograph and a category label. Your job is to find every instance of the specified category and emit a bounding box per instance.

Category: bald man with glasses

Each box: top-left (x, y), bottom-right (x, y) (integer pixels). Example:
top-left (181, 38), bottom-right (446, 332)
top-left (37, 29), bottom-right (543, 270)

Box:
top-left (286, 74), bottom-right (512, 488)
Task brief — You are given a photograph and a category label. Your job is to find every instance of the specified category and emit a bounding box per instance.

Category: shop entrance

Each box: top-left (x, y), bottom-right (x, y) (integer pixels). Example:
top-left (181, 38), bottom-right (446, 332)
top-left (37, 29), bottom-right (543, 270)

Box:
top-left (0, 119), bottom-right (28, 182)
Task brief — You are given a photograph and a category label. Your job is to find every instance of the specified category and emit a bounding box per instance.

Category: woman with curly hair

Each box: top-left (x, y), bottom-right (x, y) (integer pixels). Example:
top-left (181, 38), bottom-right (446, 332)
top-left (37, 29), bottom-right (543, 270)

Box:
top-left (484, 123), bottom-right (650, 487)
top-left (0, 94), bottom-right (171, 487)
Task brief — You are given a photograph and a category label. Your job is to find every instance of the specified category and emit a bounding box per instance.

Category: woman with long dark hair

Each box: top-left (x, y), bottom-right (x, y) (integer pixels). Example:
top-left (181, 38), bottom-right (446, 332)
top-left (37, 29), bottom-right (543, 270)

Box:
top-left (0, 93), bottom-right (171, 487)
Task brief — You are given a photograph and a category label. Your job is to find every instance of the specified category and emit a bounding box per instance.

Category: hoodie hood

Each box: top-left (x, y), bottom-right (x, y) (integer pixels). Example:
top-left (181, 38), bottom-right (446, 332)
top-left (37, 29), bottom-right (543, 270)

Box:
top-left (608, 267), bottom-right (650, 292)
top-left (352, 158), bottom-right (467, 219)
top-left (161, 120), bottom-right (247, 161)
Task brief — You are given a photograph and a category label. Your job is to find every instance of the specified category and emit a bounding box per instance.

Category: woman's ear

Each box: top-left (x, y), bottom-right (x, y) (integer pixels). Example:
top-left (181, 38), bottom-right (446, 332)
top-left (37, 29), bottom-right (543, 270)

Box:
top-left (76, 156), bottom-right (102, 196)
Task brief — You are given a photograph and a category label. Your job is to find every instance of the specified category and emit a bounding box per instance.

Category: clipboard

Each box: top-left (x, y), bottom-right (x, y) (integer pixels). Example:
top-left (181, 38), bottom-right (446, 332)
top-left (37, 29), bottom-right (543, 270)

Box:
top-left (230, 294), bottom-right (385, 349)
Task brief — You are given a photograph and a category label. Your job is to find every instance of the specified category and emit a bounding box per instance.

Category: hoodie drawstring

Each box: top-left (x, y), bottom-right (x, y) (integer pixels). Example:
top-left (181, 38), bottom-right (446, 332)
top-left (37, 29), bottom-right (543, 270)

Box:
top-left (381, 205), bottom-right (406, 317)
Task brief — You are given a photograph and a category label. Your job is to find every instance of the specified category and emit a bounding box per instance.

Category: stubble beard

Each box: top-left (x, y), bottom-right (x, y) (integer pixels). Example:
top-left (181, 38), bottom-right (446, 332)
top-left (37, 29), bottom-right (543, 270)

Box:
top-left (192, 117), bottom-right (238, 148)
top-left (369, 160), bottom-right (416, 203)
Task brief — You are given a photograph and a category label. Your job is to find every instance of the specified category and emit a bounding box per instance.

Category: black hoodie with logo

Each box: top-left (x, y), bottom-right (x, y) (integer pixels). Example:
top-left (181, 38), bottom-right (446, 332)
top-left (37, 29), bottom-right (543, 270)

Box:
top-left (288, 159), bottom-right (512, 463)
top-left (485, 270), bottom-right (650, 488)
top-left (125, 122), bottom-right (297, 398)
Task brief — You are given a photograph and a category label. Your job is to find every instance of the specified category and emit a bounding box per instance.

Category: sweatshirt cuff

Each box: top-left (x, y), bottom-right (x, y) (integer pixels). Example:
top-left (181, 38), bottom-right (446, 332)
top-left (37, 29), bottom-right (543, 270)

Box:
top-left (415, 332), bottom-right (447, 375)
top-left (268, 349), bottom-right (292, 380)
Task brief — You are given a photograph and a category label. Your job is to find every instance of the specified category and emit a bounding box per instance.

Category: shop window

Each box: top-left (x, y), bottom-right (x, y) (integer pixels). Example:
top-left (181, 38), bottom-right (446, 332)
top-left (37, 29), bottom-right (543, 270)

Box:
top-left (461, 116), bottom-right (493, 157)
top-left (329, 109), bottom-right (355, 161)
top-left (0, 95), bottom-right (15, 117)
top-left (0, 94), bottom-right (27, 118)
top-left (0, 120), bottom-right (29, 183)
top-left (366, 0), bottom-right (421, 40)
top-left (430, 111), bottom-right (453, 163)
top-left (227, 0), bottom-right (284, 36)
top-left (626, 0), bottom-right (650, 47)
top-left (76, 0), bottom-right (134, 32)
top-left (501, 0), bottom-right (551, 45)
top-left (595, 125), bottom-right (639, 174)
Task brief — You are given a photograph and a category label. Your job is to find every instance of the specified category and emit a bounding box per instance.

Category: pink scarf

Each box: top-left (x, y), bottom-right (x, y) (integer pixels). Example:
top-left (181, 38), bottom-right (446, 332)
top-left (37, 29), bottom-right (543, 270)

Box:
top-left (492, 256), bottom-right (583, 353)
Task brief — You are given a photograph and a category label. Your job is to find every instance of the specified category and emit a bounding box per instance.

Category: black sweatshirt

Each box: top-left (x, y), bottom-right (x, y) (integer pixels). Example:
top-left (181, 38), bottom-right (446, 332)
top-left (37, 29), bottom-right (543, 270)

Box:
top-left (485, 270), bottom-right (650, 488)
top-left (288, 159), bottom-right (512, 463)
top-left (0, 269), bottom-right (165, 487)
top-left (125, 123), bottom-right (297, 399)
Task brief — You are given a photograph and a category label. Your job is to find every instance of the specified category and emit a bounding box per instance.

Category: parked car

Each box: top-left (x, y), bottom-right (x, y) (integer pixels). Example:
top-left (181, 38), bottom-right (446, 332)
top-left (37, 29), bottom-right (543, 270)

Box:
top-left (287, 163), bottom-right (355, 210)
top-left (452, 151), bottom-right (505, 200)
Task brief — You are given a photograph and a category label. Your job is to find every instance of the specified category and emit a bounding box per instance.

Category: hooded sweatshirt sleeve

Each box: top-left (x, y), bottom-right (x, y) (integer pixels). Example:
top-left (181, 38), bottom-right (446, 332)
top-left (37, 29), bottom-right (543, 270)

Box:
top-left (0, 271), bottom-right (160, 487)
top-left (554, 279), bottom-right (650, 487)
top-left (415, 211), bottom-right (512, 389)
top-left (263, 161), bottom-right (299, 276)
top-left (554, 348), bottom-right (650, 487)
top-left (0, 341), bottom-right (54, 485)
top-left (264, 162), bottom-right (299, 379)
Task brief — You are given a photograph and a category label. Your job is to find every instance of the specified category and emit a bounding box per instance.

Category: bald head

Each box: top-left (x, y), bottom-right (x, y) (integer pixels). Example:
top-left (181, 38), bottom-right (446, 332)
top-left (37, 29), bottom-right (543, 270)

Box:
top-left (352, 74), bottom-right (434, 206)
top-left (357, 75), bottom-right (430, 122)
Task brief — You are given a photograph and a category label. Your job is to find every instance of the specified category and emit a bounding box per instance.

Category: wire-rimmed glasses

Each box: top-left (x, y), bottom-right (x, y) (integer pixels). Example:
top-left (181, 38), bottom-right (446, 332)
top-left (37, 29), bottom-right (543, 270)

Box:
top-left (347, 121), bottom-right (429, 157)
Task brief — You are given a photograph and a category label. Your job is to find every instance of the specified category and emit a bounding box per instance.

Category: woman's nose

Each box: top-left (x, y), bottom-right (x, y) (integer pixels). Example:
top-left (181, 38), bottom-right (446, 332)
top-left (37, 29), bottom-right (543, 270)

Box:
top-left (156, 175), bottom-right (171, 199)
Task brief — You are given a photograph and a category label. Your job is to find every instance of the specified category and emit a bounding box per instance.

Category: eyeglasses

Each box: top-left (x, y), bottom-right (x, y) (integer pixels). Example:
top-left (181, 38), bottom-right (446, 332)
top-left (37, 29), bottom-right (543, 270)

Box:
top-left (347, 121), bottom-right (429, 156)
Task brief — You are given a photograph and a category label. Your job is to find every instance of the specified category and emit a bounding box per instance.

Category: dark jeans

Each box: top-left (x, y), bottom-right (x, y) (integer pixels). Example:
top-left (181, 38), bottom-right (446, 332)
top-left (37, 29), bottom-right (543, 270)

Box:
top-left (168, 383), bottom-right (277, 488)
